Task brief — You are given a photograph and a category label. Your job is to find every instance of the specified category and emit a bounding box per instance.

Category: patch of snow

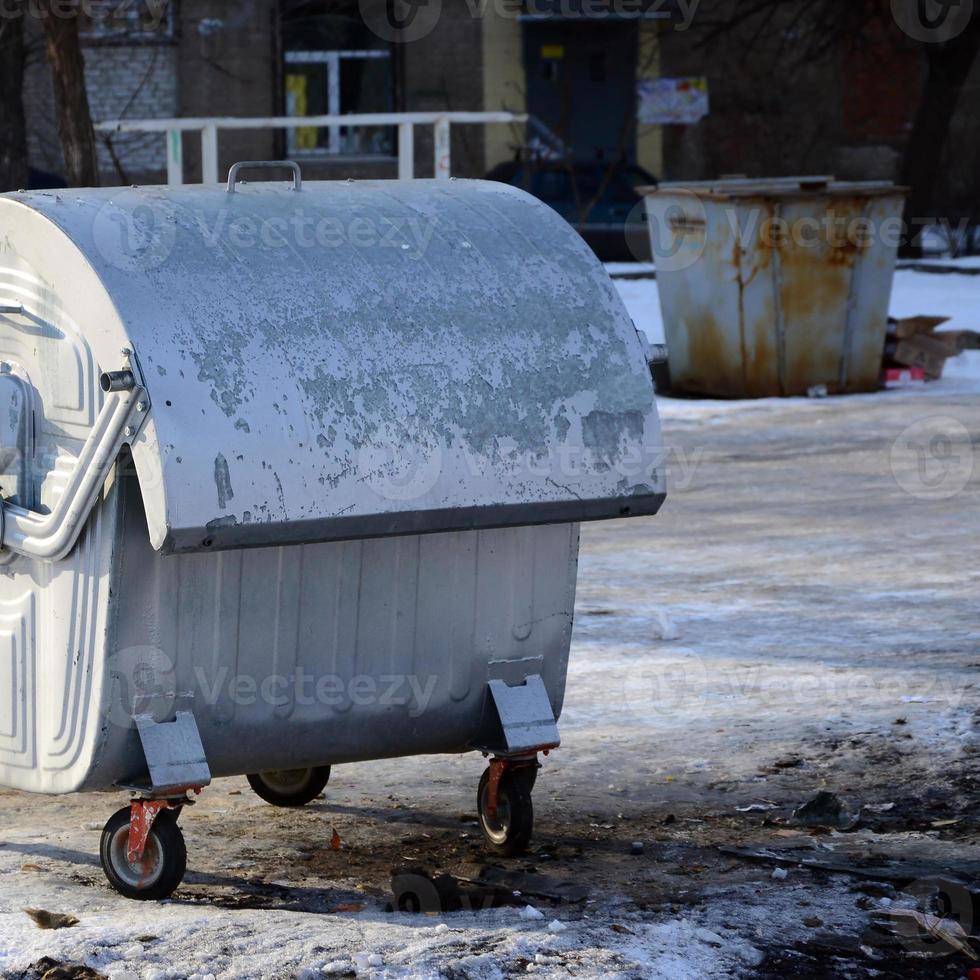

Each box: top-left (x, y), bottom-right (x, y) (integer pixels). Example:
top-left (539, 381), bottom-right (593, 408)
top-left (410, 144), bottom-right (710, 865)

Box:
top-left (519, 905), bottom-right (545, 920)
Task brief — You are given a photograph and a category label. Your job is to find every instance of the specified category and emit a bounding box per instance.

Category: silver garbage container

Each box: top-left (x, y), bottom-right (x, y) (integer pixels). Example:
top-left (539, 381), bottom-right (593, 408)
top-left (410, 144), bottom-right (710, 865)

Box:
top-left (0, 164), bottom-right (665, 898)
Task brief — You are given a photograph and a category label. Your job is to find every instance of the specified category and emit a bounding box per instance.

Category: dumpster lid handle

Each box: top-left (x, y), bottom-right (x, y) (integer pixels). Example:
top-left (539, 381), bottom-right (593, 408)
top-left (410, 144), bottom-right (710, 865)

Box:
top-left (226, 160), bottom-right (302, 194)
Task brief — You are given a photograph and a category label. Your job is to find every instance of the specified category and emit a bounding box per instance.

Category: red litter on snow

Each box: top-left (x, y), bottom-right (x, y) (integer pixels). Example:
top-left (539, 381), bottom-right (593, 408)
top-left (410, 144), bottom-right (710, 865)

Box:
top-left (966, 968), bottom-right (980, 980)
top-left (881, 366), bottom-right (926, 389)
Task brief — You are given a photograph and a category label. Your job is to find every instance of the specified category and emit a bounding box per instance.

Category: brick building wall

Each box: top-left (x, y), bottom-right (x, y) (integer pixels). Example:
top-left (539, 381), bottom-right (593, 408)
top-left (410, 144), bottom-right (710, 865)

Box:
top-left (21, 3), bottom-right (516, 186)
top-left (401, 4), bottom-right (486, 178)
top-left (23, 23), bottom-right (178, 184)
top-left (176, 0), bottom-right (278, 182)
top-left (657, 1), bottom-right (922, 184)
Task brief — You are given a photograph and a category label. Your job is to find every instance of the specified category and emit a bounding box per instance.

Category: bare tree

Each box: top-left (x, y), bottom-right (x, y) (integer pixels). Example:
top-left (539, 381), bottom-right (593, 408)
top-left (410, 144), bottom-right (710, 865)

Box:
top-left (695, 0), bottom-right (980, 256)
top-left (899, 10), bottom-right (980, 253)
top-left (36, 0), bottom-right (99, 186)
top-left (0, 1), bottom-right (29, 191)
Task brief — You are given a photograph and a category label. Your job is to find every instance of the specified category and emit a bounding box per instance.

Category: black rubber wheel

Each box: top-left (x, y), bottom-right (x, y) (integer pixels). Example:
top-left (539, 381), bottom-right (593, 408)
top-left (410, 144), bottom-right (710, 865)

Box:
top-left (477, 767), bottom-right (534, 857)
top-left (247, 766), bottom-right (331, 807)
top-left (100, 806), bottom-right (186, 901)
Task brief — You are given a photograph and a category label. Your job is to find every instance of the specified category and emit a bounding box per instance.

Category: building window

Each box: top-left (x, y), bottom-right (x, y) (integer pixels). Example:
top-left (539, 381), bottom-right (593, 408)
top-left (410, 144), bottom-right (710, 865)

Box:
top-left (80, 0), bottom-right (176, 42)
top-left (285, 50), bottom-right (393, 156)
top-left (282, 9), bottom-right (395, 158)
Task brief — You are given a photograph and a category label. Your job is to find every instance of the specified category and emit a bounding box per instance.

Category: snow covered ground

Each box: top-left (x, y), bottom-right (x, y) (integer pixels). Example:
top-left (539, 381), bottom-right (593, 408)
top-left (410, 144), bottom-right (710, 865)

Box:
top-left (1, 266), bottom-right (978, 980)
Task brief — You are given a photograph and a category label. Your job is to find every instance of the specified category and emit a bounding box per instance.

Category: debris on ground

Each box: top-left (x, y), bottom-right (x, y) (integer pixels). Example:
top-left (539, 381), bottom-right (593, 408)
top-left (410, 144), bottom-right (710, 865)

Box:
top-left (22, 909), bottom-right (79, 930)
top-left (473, 866), bottom-right (590, 904)
top-left (17, 960), bottom-right (106, 980)
top-left (871, 908), bottom-right (978, 959)
top-left (388, 867), bottom-right (519, 913)
top-left (862, 802), bottom-right (896, 814)
top-left (883, 314), bottom-right (978, 381)
top-left (791, 791), bottom-right (859, 831)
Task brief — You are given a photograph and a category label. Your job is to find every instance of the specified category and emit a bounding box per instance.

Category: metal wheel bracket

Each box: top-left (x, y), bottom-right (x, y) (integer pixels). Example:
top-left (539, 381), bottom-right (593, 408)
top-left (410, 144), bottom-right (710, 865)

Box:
top-left (127, 798), bottom-right (174, 863)
top-left (484, 753), bottom-right (542, 820)
top-left (125, 787), bottom-right (201, 862)
top-left (485, 758), bottom-right (506, 821)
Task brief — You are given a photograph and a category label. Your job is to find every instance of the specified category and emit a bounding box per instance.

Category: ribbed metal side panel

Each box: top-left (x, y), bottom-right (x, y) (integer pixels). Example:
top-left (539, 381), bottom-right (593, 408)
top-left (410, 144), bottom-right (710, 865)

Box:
top-left (0, 273), bottom-right (115, 794)
top-left (99, 481), bottom-right (578, 784)
top-left (0, 484), bottom-right (117, 793)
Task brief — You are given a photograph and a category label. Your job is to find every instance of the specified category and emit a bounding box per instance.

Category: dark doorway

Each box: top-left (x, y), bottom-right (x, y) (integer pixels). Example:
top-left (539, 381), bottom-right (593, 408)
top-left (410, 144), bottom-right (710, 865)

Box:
top-left (523, 20), bottom-right (639, 163)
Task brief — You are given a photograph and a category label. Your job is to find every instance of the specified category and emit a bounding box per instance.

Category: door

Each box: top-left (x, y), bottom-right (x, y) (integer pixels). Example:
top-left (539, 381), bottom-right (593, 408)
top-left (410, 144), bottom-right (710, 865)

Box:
top-left (523, 20), bottom-right (639, 162)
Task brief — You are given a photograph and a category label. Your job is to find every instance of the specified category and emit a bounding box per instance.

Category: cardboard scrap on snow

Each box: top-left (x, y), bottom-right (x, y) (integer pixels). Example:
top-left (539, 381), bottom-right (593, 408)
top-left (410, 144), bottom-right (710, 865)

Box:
top-left (887, 315), bottom-right (950, 339)
top-left (943, 330), bottom-right (980, 351)
top-left (889, 333), bottom-right (959, 379)
top-left (883, 315), bottom-right (975, 381)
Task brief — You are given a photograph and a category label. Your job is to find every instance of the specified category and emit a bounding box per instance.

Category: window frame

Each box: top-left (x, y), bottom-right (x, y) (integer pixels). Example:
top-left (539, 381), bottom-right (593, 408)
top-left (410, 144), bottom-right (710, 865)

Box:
top-left (79, 0), bottom-right (176, 44)
top-left (284, 49), bottom-right (394, 158)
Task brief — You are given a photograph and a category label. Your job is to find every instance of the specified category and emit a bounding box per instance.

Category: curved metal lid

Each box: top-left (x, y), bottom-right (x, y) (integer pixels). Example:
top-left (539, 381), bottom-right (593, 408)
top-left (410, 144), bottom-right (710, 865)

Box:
top-left (1, 178), bottom-right (664, 553)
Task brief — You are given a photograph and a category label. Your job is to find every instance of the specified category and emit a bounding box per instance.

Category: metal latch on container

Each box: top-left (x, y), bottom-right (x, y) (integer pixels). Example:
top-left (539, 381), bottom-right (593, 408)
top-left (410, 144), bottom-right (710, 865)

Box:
top-left (103, 347), bottom-right (150, 441)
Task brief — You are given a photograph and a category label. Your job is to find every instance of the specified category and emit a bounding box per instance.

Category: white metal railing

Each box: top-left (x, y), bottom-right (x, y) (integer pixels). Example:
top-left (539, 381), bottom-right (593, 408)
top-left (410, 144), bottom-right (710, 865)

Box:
top-left (95, 111), bottom-right (528, 186)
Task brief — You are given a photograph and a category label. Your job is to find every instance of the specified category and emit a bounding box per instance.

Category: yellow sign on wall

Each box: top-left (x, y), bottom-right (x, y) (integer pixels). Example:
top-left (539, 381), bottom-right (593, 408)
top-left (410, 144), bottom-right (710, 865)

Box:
top-left (286, 74), bottom-right (318, 150)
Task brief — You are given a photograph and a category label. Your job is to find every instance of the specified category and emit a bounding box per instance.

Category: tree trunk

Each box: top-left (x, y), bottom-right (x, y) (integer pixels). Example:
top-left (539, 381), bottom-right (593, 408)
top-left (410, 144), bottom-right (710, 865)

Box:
top-left (0, 2), bottom-right (29, 192)
top-left (899, 24), bottom-right (980, 256)
top-left (38, 0), bottom-right (99, 187)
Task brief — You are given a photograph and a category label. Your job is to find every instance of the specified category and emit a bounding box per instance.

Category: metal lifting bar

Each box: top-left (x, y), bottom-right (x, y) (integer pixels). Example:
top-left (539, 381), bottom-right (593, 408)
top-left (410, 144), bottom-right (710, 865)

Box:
top-left (0, 362), bottom-right (146, 563)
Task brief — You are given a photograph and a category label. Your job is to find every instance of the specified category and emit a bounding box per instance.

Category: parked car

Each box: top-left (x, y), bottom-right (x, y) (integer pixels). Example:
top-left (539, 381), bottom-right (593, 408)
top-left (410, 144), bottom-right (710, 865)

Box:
top-left (485, 160), bottom-right (656, 261)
